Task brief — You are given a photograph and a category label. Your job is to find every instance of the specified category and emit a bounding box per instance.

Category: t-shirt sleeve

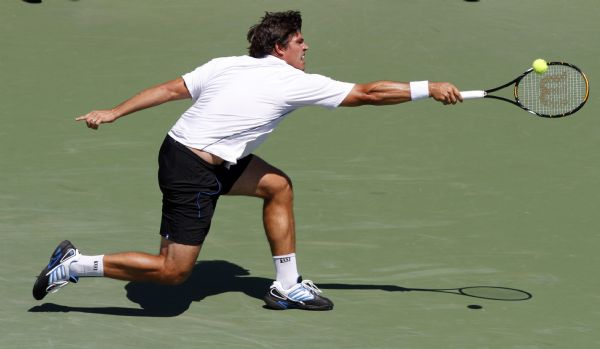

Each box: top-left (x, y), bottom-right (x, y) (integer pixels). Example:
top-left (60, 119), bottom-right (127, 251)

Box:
top-left (181, 60), bottom-right (216, 102)
top-left (283, 73), bottom-right (355, 109)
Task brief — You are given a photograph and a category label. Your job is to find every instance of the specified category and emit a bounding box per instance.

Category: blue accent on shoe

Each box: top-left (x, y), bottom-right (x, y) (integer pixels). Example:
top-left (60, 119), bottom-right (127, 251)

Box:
top-left (288, 288), bottom-right (314, 302)
top-left (277, 301), bottom-right (290, 309)
top-left (47, 247), bottom-right (63, 268)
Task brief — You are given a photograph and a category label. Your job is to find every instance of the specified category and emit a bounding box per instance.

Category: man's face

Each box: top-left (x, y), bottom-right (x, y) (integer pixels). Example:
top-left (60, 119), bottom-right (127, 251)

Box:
top-left (278, 32), bottom-right (308, 71)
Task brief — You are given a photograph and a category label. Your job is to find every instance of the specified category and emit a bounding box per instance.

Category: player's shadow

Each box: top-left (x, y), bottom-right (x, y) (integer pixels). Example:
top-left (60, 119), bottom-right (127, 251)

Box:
top-left (28, 260), bottom-right (532, 317)
top-left (28, 260), bottom-right (272, 317)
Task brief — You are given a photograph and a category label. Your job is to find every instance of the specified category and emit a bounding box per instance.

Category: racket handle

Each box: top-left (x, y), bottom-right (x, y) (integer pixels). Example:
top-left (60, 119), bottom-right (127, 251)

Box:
top-left (460, 90), bottom-right (486, 99)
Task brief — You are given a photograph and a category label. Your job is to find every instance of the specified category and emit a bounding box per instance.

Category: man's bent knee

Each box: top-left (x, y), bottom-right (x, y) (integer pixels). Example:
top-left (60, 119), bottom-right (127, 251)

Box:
top-left (262, 173), bottom-right (293, 200)
top-left (156, 238), bottom-right (200, 285)
top-left (157, 266), bottom-right (192, 285)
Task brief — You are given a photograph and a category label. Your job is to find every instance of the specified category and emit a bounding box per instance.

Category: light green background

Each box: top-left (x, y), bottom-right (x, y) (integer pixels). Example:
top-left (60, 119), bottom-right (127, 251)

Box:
top-left (1, 1), bottom-right (599, 348)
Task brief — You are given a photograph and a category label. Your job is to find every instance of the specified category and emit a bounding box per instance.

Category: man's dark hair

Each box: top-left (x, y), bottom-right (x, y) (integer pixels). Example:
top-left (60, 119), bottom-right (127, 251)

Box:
top-left (247, 10), bottom-right (302, 58)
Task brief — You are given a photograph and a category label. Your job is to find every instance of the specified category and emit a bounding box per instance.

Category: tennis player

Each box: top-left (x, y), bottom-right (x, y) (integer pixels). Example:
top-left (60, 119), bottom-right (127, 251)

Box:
top-left (33, 10), bottom-right (462, 310)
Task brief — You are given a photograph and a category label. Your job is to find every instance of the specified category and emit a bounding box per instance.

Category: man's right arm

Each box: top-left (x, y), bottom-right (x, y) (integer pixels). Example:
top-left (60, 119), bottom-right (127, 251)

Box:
top-left (75, 77), bottom-right (191, 130)
top-left (340, 81), bottom-right (462, 107)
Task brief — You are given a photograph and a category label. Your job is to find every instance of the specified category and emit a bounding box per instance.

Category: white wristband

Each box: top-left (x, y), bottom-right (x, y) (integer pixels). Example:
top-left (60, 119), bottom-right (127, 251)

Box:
top-left (410, 80), bottom-right (430, 101)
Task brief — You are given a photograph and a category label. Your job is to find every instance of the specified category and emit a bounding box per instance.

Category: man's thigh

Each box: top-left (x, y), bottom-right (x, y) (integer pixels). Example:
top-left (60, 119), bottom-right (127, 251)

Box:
top-left (225, 155), bottom-right (291, 198)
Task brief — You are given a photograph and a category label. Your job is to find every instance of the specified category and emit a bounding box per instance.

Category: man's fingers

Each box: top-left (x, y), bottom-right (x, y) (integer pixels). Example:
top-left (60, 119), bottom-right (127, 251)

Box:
top-left (455, 88), bottom-right (463, 103)
top-left (75, 114), bottom-right (100, 129)
top-left (430, 83), bottom-right (462, 105)
top-left (75, 111), bottom-right (107, 130)
top-left (451, 87), bottom-right (462, 103)
top-left (443, 88), bottom-right (462, 105)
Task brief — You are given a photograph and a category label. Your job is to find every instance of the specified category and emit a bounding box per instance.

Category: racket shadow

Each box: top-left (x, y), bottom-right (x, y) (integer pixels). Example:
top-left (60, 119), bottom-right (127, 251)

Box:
top-left (318, 283), bottom-right (533, 301)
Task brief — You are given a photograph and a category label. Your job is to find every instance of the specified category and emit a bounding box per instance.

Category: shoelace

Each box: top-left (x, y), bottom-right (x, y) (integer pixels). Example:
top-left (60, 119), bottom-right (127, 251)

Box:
top-left (299, 280), bottom-right (322, 295)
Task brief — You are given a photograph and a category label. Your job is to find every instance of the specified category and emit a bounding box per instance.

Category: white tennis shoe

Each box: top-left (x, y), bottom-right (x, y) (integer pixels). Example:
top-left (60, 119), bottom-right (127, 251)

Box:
top-left (33, 240), bottom-right (80, 300)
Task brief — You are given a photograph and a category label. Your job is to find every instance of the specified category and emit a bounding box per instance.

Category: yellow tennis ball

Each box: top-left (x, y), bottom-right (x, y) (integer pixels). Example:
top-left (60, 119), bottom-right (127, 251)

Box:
top-left (532, 59), bottom-right (548, 74)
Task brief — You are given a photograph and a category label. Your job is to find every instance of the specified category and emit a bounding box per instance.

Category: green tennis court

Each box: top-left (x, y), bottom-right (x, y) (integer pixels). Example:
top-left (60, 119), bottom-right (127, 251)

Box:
top-left (2, 0), bottom-right (599, 347)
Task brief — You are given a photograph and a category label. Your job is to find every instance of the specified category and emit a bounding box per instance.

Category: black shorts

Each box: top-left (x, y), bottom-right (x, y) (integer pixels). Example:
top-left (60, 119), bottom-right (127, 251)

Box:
top-left (157, 135), bottom-right (253, 245)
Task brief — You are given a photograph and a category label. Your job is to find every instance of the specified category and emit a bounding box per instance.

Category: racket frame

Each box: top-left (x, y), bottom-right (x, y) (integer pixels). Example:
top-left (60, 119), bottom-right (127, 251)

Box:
top-left (462, 62), bottom-right (589, 118)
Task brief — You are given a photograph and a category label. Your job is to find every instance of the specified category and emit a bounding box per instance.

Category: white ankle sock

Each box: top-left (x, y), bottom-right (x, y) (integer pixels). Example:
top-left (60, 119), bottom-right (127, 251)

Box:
top-left (273, 253), bottom-right (300, 289)
top-left (69, 254), bottom-right (104, 277)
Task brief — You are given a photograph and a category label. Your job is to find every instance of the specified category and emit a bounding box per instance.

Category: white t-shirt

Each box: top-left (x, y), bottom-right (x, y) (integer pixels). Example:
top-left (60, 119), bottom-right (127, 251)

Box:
top-left (168, 55), bottom-right (354, 164)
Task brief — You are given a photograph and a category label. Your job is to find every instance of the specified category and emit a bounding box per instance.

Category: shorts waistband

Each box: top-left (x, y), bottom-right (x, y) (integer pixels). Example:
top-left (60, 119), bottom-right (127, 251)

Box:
top-left (165, 135), bottom-right (219, 170)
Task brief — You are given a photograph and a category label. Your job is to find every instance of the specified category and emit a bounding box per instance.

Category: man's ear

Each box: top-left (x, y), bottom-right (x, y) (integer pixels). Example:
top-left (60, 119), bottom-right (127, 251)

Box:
top-left (273, 42), bottom-right (285, 57)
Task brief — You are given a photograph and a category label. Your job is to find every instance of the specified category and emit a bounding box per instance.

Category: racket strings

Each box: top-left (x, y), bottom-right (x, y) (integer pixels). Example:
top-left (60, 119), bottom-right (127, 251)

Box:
top-left (517, 65), bottom-right (588, 116)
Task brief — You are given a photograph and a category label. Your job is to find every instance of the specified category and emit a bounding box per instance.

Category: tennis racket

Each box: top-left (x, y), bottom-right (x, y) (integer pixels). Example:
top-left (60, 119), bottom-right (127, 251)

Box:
top-left (460, 62), bottom-right (589, 118)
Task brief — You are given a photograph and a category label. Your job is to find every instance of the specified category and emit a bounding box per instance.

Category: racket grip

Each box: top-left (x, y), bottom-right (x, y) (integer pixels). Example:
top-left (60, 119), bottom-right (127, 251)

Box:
top-left (460, 90), bottom-right (486, 99)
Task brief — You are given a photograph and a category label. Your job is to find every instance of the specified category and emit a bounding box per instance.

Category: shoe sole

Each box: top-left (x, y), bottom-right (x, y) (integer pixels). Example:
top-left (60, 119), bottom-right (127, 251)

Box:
top-left (263, 295), bottom-right (334, 311)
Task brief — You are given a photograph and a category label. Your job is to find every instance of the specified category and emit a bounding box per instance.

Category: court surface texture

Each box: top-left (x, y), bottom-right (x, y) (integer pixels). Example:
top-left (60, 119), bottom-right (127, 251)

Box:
top-left (1, 1), bottom-right (599, 348)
